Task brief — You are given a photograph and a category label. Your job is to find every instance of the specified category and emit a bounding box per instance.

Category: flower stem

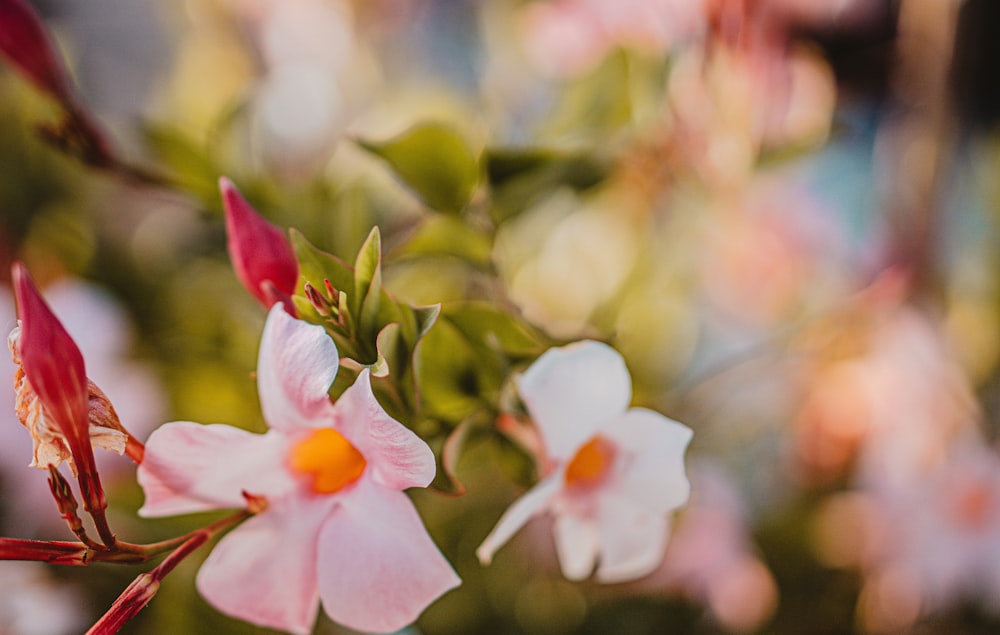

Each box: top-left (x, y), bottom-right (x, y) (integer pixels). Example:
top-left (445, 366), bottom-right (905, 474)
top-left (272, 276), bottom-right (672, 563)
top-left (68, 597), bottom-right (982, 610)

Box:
top-left (85, 505), bottom-right (259, 635)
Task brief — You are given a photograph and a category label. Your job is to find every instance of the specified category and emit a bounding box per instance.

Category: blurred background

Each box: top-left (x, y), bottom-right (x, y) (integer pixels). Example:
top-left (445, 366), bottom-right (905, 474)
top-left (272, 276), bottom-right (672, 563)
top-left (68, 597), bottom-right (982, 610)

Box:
top-left (2, 0), bottom-right (1000, 633)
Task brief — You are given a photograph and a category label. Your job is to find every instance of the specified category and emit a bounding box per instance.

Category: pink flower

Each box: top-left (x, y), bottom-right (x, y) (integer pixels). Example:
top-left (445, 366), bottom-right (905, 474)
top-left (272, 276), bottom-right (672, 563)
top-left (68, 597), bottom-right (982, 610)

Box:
top-left (220, 177), bottom-right (299, 313)
top-left (137, 305), bottom-right (459, 634)
top-left (477, 340), bottom-right (693, 583)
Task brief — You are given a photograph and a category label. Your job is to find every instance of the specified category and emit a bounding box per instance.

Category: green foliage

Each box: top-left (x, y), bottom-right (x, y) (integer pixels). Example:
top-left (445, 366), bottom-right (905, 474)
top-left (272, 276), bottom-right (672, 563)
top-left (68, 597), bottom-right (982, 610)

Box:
top-left (291, 227), bottom-right (441, 422)
top-left (357, 121), bottom-right (480, 214)
top-left (485, 147), bottom-right (611, 222)
top-left (393, 214), bottom-right (494, 268)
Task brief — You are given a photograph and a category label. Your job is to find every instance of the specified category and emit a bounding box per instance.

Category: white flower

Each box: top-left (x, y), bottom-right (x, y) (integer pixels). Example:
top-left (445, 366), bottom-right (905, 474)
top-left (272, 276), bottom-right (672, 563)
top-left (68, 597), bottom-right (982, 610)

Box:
top-left (477, 340), bottom-right (693, 583)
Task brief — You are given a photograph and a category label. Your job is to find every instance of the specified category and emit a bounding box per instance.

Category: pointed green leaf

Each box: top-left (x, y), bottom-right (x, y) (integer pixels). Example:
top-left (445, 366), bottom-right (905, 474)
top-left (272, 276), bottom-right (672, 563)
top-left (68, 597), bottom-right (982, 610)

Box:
top-left (358, 122), bottom-right (479, 213)
top-left (353, 227), bottom-right (383, 339)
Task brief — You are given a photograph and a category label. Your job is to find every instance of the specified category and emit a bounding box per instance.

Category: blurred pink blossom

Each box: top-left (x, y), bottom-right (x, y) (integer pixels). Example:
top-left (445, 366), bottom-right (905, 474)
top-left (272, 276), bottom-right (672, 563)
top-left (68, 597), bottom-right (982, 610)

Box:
top-left (643, 463), bottom-right (778, 632)
top-left (478, 340), bottom-right (692, 583)
top-left (137, 305), bottom-right (459, 634)
top-left (519, 0), bottom-right (706, 77)
top-left (851, 441), bottom-right (1000, 631)
top-left (793, 290), bottom-right (978, 486)
top-left (0, 560), bottom-right (86, 635)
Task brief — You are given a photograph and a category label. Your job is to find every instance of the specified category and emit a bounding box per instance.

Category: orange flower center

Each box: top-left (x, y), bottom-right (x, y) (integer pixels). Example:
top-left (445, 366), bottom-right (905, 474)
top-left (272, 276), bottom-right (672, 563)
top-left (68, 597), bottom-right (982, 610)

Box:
top-left (564, 436), bottom-right (616, 488)
top-left (288, 428), bottom-right (367, 494)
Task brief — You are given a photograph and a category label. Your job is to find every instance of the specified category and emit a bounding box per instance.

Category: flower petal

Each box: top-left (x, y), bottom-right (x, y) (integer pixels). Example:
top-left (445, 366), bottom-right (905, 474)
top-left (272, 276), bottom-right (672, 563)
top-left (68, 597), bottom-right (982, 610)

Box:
top-left (594, 494), bottom-right (670, 583)
top-left (477, 473), bottom-right (563, 564)
top-left (257, 305), bottom-right (339, 432)
top-left (604, 408), bottom-right (693, 513)
top-left (519, 341), bottom-right (632, 460)
top-left (137, 422), bottom-right (295, 517)
top-left (196, 495), bottom-right (333, 635)
top-left (553, 512), bottom-right (600, 580)
top-left (333, 370), bottom-right (435, 490)
top-left (317, 480), bottom-right (460, 633)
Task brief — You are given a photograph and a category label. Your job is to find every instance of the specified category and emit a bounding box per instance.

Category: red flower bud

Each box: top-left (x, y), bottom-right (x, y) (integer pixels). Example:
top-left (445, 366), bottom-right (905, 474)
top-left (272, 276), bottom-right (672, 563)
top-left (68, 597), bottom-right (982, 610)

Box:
top-left (220, 177), bottom-right (299, 313)
top-left (0, 0), bottom-right (73, 102)
top-left (11, 262), bottom-right (104, 512)
top-left (12, 263), bottom-right (89, 452)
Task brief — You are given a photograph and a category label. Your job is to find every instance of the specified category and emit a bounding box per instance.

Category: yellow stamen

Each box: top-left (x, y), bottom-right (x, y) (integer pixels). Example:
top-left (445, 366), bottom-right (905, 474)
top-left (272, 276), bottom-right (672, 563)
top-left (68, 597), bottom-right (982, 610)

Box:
top-left (564, 436), bottom-right (615, 488)
top-left (288, 428), bottom-right (366, 494)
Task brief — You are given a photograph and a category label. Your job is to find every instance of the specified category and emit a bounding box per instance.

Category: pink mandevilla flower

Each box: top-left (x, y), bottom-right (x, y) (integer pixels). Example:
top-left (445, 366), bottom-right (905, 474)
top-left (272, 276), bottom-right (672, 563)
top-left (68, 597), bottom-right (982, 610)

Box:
top-left (137, 305), bottom-right (459, 634)
top-left (220, 177), bottom-right (299, 313)
top-left (477, 340), bottom-right (693, 582)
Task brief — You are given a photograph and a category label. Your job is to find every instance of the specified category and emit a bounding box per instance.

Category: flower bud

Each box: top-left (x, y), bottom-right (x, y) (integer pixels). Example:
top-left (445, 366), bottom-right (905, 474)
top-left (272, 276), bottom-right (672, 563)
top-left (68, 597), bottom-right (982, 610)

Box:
top-left (0, 0), bottom-right (73, 102)
top-left (220, 177), bottom-right (299, 313)
top-left (11, 263), bottom-right (105, 510)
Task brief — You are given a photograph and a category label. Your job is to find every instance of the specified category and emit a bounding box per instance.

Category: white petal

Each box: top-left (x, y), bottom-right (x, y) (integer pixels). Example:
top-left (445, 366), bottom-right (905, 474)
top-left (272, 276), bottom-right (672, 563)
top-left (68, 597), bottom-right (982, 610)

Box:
top-left (519, 341), bottom-right (632, 460)
top-left (257, 305), bottom-right (339, 432)
top-left (138, 422), bottom-right (296, 517)
top-left (594, 494), bottom-right (670, 583)
top-left (196, 495), bottom-right (334, 635)
top-left (604, 408), bottom-right (693, 513)
top-left (477, 473), bottom-right (563, 564)
top-left (553, 512), bottom-right (600, 580)
top-left (332, 370), bottom-right (436, 490)
top-left (317, 480), bottom-right (460, 633)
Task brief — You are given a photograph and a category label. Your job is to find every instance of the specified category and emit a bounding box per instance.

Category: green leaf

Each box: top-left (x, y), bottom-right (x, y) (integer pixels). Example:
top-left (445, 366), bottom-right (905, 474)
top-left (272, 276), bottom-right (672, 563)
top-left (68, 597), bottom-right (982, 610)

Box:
top-left (353, 227), bottom-right (383, 337)
top-left (142, 124), bottom-right (218, 200)
top-left (432, 417), bottom-right (482, 495)
top-left (358, 122), bottom-right (479, 213)
top-left (443, 302), bottom-right (548, 358)
top-left (415, 320), bottom-right (488, 424)
top-left (291, 229), bottom-right (355, 297)
top-left (485, 147), bottom-right (610, 222)
top-left (394, 214), bottom-right (493, 267)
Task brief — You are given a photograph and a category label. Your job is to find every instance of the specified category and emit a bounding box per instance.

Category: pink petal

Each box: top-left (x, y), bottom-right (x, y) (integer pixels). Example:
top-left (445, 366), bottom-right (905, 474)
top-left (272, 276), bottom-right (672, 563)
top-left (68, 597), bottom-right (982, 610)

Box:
top-left (553, 512), bottom-right (600, 580)
top-left (137, 422), bottom-right (296, 517)
top-left (257, 305), bottom-right (339, 433)
top-left (316, 480), bottom-right (459, 633)
top-left (477, 473), bottom-right (563, 564)
top-left (604, 408), bottom-right (693, 513)
top-left (196, 495), bottom-right (334, 635)
top-left (594, 494), bottom-right (669, 583)
top-left (519, 341), bottom-right (632, 460)
top-left (220, 177), bottom-right (299, 309)
top-left (333, 370), bottom-right (435, 490)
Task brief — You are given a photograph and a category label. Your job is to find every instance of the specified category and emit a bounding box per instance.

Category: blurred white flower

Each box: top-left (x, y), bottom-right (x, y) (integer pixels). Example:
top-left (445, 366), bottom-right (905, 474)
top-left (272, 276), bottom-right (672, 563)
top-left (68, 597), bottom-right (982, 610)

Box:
top-left (478, 341), bottom-right (692, 583)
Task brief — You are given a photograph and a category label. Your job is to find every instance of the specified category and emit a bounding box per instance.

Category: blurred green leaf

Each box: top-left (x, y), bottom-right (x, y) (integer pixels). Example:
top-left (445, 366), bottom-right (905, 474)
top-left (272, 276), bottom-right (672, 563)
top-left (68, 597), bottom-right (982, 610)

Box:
top-left (358, 122), bottom-right (479, 213)
top-left (142, 124), bottom-right (218, 200)
top-left (485, 147), bottom-right (610, 222)
top-left (443, 302), bottom-right (548, 358)
top-left (394, 214), bottom-right (493, 267)
top-left (416, 319), bottom-right (490, 424)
